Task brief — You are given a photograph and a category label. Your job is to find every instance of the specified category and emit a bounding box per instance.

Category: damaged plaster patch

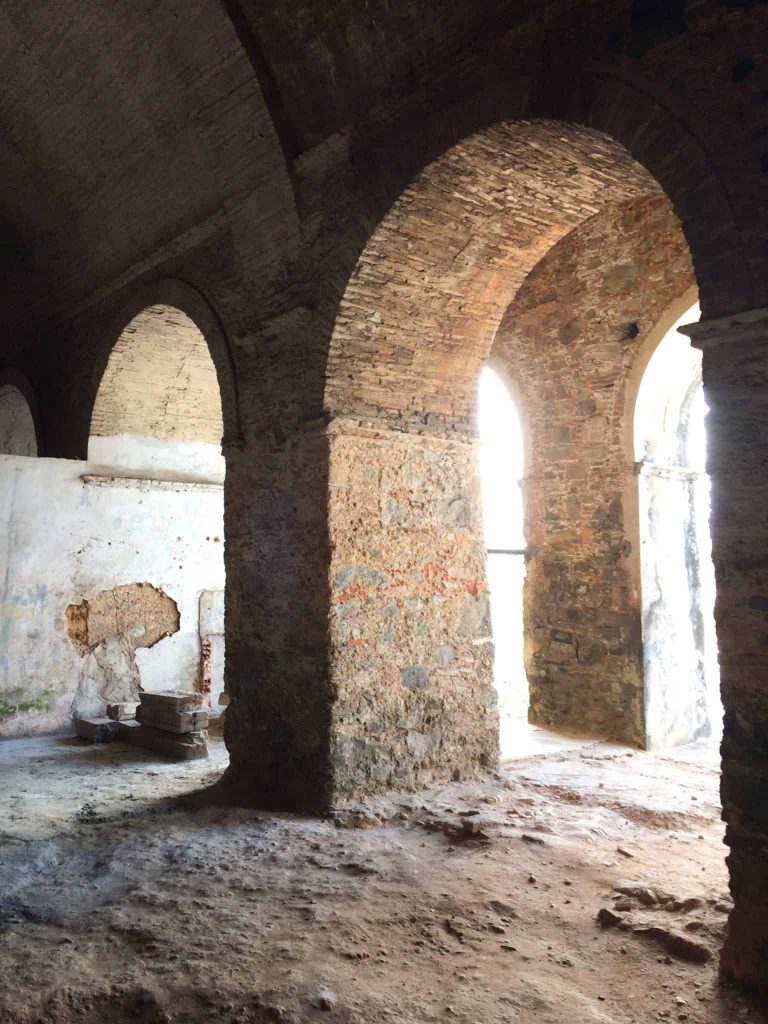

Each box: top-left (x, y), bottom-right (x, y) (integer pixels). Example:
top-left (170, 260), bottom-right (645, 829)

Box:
top-left (66, 582), bottom-right (179, 654)
top-left (66, 583), bottom-right (179, 717)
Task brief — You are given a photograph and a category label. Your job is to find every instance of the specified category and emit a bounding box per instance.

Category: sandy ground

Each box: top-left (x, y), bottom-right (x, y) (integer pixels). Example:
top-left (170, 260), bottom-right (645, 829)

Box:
top-left (0, 731), bottom-right (764, 1024)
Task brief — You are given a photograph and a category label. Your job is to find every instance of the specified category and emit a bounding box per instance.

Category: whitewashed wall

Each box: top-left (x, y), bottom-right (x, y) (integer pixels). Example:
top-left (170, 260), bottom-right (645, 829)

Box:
top-left (0, 434), bottom-right (225, 736)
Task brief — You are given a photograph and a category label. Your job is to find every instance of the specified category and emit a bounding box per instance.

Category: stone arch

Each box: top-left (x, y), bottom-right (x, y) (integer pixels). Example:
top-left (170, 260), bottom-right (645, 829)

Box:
top-left (485, 193), bottom-right (696, 745)
top-left (323, 83), bottom-right (746, 426)
top-left (318, 115), bottom-right (726, 796)
top-left (83, 281), bottom-right (230, 718)
top-left (326, 120), bottom-right (665, 430)
top-left (0, 369), bottom-right (41, 456)
top-left (564, 73), bottom-right (753, 316)
top-left (91, 279), bottom-right (241, 451)
top-left (326, 63), bottom-right (748, 380)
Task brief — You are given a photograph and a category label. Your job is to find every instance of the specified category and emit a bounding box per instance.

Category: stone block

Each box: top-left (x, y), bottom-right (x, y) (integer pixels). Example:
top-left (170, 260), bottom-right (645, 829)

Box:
top-left (136, 704), bottom-right (209, 733)
top-left (207, 706), bottom-right (226, 738)
top-left (106, 702), bottom-right (139, 721)
top-left (75, 717), bottom-right (118, 743)
top-left (139, 690), bottom-right (205, 713)
top-left (116, 719), bottom-right (141, 740)
top-left (121, 722), bottom-right (209, 760)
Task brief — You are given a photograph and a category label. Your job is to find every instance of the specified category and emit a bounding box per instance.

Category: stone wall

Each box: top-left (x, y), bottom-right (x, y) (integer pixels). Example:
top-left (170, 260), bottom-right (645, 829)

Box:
top-left (3, 0), bottom-right (768, 991)
top-left (0, 442), bottom-right (225, 735)
top-left (681, 312), bottom-right (768, 993)
top-left (0, 386), bottom-right (36, 457)
top-left (492, 194), bottom-right (694, 745)
top-left (327, 423), bottom-right (498, 797)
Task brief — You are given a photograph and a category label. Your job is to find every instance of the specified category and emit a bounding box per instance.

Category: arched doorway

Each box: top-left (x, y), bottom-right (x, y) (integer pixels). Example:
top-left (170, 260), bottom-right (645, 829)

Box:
top-left (477, 366), bottom-right (528, 730)
top-left (0, 305), bottom-right (228, 737)
top-left (321, 119), bottom-right (704, 795)
top-left (83, 303), bottom-right (227, 717)
top-left (634, 302), bottom-right (721, 749)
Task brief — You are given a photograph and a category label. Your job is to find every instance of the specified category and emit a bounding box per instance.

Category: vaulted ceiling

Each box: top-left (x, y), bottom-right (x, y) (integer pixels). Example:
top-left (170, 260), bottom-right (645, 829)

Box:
top-left (0, 0), bottom-right (597, 343)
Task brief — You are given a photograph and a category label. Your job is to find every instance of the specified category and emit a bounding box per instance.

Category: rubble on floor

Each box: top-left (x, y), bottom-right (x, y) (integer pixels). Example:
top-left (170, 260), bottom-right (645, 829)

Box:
top-left (1, 736), bottom-right (763, 1024)
top-left (75, 691), bottom-right (211, 760)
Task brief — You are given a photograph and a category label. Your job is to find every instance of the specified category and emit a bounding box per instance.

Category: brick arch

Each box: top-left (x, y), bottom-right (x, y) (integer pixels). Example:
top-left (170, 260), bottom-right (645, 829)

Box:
top-left (0, 367), bottom-right (43, 456)
top-left (326, 119), bottom-right (664, 432)
top-left (560, 73), bottom-right (754, 317)
top-left (485, 193), bottom-right (696, 746)
top-left (90, 279), bottom-right (241, 449)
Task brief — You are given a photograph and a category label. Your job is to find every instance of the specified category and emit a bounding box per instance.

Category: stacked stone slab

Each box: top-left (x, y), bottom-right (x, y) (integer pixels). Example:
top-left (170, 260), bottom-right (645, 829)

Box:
top-left (126, 691), bottom-right (210, 760)
top-left (76, 692), bottom-right (210, 759)
top-left (106, 702), bottom-right (139, 721)
top-left (75, 716), bottom-right (118, 742)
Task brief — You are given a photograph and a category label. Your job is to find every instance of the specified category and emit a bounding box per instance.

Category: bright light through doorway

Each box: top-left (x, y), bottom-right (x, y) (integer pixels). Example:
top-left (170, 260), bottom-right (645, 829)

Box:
top-left (477, 366), bottom-right (528, 722)
top-left (635, 303), bottom-right (722, 749)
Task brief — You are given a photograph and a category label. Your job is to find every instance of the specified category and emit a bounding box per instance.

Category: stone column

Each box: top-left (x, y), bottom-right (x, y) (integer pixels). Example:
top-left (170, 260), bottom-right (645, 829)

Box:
top-left (326, 418), bottom-right (499, 799)
top-left (680, 309), bottom-right (768, 992)
top-left (222, 428), bottom-right (334, 812)
top-left (222, 415), bottom-right (499, 810)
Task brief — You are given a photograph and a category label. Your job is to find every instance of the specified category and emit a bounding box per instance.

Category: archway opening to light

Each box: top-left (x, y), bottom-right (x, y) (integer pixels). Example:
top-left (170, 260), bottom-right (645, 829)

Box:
top-left (477, 366), bottom-right (529, 727)
top-left (635, 303), bottom-right (721, 749)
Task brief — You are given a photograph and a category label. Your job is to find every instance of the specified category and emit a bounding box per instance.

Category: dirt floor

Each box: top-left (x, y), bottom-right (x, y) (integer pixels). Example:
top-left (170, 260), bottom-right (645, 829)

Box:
top-left (0, 731), bottom-right (765, 1024)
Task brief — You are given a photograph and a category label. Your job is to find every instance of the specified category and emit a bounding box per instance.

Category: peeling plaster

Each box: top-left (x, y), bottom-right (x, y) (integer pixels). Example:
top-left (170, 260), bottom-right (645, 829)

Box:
top-left (66, 583), bottom-right (180, 718)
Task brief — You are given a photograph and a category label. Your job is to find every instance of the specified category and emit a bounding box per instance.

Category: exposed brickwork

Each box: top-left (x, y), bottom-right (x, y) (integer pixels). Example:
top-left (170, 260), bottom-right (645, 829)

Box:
top-left (492, 194), bottom-right (694, 744)
top-left (2, 1), bottom-right (768, 991)
top-left (91, 305), bottom-right (223, 444)
top-left (328, 122), bottom-right (659, 436)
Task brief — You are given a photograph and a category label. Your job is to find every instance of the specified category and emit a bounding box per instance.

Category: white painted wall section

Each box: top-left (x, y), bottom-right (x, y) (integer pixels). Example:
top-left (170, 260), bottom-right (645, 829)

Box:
top-left (0, 436), bottom-right (225, 736)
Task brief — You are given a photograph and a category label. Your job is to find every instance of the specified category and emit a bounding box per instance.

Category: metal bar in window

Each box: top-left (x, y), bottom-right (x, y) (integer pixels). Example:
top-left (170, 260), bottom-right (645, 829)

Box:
top-left (486, 547), bottom-right (528, 556)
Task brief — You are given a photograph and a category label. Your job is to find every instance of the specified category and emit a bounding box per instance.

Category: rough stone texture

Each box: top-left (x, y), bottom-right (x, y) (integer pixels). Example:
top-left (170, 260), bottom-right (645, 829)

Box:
top-left (122, 721), bottom-right (209, 760)
top-left (105, 702), bottom-right (138, 721)
top-left (0, 385), bottom-right (37, 457)
top-left (680, 312), bottom-right (768, 994)
top-left (66, 583), bottom-right (180, 655)
top-left (492, 194), bottom-right (694, 745)
top-left (74, 716), bottom-right (118, 743)
top-left (327, 424), bottom-right (498, 797)
top-left (66, 583), bottom-right (180, 717)
top-left (90, 305), bottom-right (223, 444)
top-left (1, 0), bottom-right (768, 990)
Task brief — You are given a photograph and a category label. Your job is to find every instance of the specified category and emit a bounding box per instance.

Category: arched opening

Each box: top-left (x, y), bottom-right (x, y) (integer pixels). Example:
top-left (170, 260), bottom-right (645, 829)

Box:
top-left (477, 366), bottom-right (529, 745)
top-left (316, 109), bottom-right (736, 989)
top-left (634, 302), bottom-right (721, 749)
top-left (84, 303), bottom-right (227, 721)
top-left (323, 119), bottom-right (712, 791)
top-left (0, 304), bottom-right (228, 744)
top-left (0, 383), bottom-right (37, 457)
